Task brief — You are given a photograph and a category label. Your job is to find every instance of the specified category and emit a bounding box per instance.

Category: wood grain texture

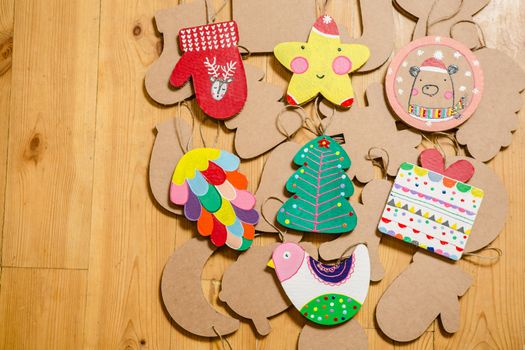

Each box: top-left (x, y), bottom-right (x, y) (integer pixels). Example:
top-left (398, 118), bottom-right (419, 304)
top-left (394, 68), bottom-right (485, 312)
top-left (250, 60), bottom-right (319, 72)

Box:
top-left (82, 0), bottom-right (178, 349)
top-left (0, 0), bottom-right (13, 267)
top-left (0, 0), bottom-right (523, 349)
top-left (2, 0), bottom-right (100, 269)
top-left (0, 268), bottom-right (87, 349)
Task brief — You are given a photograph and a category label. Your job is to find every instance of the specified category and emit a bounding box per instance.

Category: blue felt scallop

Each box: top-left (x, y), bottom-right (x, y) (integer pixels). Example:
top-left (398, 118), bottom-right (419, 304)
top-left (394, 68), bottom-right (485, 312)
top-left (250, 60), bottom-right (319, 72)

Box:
top-left (227, 218), bottom-right (244, 237)
top-left (213, 151), bottom-right (240, 172)
top-left (187, 171), bottom-right (209, 196)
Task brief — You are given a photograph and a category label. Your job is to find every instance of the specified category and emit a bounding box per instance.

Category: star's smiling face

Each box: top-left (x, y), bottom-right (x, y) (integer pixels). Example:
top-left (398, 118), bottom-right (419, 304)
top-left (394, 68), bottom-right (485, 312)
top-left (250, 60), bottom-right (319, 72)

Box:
top-left (274, 16), bottom-right (370, 107)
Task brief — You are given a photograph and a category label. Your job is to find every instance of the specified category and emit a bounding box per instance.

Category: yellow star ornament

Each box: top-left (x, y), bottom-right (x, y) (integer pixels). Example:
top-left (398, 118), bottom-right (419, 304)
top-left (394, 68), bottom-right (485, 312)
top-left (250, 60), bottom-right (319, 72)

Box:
top-left (274, 15), bottom-right (370, 107)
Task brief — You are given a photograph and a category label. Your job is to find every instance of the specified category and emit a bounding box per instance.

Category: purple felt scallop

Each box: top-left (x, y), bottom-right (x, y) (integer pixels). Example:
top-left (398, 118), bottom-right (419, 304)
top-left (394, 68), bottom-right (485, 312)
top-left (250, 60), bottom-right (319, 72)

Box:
top-left (184, 190), bottom-right (202, 221)
top-left (233, 205), bottom-right (259, 225)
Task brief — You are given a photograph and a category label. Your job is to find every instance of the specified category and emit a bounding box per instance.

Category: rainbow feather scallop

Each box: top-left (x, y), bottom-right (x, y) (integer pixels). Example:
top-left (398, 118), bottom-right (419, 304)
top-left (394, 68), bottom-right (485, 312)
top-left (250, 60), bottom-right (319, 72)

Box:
top-left (170, 148), bottom-right (259, 250)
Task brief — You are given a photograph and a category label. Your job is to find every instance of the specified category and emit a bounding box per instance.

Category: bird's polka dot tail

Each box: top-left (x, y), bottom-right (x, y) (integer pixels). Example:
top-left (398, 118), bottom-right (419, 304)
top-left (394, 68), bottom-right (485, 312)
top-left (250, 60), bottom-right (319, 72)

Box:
top-left (300, 294), bottom-right (361, 326)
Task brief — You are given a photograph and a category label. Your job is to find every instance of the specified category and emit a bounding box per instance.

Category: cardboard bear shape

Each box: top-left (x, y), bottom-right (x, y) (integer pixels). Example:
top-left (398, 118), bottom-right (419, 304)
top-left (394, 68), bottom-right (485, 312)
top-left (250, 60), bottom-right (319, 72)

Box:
top-left (376, 251), bottom-right (473, 342)
top-left (376, 156), bottom-right (508, 341)
top-left (319, 179), bottom-right (391, 282)
top-left (161, 237), bottom-right (240, 337)
top-left (322, 83), bottom-right (422, 183)
top-left (456, 48), bottom-right (525, 162)
top-left (145, 1), bottom-right (206, 105)
top-left (395, 0), bottom-right (490, 41)
top-left (298, 319), bottom-right (368, 350)
top-left (219, 241), bottom-right (318, 336)
top-left (149, 117), bottom-right (192, 216)
top-left (254, 141), bottom-right (302, 233)
top-left (224, 64), bottom-right (303, 159)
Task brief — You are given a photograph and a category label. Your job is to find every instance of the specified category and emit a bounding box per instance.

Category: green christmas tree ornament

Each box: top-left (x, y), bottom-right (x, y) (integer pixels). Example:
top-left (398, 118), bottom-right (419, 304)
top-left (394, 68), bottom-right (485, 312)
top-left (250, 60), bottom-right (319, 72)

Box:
top-left (277, 135), bottom-right (357, 233)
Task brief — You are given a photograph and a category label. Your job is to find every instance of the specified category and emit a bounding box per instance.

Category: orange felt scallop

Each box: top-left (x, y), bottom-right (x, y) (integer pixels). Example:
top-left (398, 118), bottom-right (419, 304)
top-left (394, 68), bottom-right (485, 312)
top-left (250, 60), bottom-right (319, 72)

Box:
top-left (242, 223), bottom-right (255, 240)
top-left (197, 208), bottom-right (214, 236)
top-left (226, 171), bottom-right (248, 190)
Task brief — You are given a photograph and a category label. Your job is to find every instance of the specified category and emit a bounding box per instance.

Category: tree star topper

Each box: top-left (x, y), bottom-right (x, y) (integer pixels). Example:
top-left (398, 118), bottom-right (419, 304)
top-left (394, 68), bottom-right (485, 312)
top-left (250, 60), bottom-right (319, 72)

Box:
top-left (274, 15), bottom-right (370, 107)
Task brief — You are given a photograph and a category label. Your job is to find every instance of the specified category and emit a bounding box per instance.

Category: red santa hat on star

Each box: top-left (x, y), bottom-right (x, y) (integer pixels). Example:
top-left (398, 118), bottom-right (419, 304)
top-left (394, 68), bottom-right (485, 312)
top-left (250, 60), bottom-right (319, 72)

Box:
top-left (312, 15), bottom-right (340, 38)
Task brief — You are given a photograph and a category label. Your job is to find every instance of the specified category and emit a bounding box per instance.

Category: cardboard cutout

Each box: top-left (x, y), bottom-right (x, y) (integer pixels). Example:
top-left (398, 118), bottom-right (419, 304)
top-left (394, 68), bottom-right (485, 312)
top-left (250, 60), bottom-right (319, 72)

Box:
top-left (161, 238), bottom-right (239, 337)
top-left (386, 36), bottom-right (484, 132)
top-left (170, 21), bottom-right (247, 120)
top-left (394, 0), bottom-right (490, 41)
top-left (323, 83), bottom-right (422, 183)
top-left (170, 148), bottom-right (258, 250)
top-left (268, 243), bottom-right (370, 326)
top-left (145, 1), bottom-right (206, 105)
top-left (456, 48), bottom-right (525, 161)
top-left (276, 135), bottom-right (357, 234)
top-left (378, 161), bottom-right (484, 261)
top-left (232, 0), bottom-right (317, 53)
top-left (149, 117), bottom-right (191, 216)
top-left (319, 179), bottom-right (391, 282)
top-left (254, 141), bottom-right (301, 233)
top-left (274, 15), bottom-right (369, 107)
top-left (376, 251), bottom-right (473, 342)
top-left (224, 64), bottom-right (303, 159)
top-left (376, 156), bottom-right (508, 342)
top-left (298, 319), bottom-right (368, 350)
top-left (219, 241), bottom-right (318, 336)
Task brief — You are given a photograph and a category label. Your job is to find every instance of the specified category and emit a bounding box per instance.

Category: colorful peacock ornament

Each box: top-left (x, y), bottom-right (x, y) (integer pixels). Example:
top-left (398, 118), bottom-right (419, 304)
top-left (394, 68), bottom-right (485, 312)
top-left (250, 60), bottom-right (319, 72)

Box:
top-left (276, 135), bottom-right (357, 233)
top-left (170, 148), bottom-right (259, 251)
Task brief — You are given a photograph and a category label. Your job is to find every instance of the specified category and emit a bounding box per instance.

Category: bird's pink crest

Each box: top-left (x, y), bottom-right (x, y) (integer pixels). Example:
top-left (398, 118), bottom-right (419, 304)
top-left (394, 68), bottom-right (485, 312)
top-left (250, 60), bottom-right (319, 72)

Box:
top-left (271, 242), bottom-right (305, 282)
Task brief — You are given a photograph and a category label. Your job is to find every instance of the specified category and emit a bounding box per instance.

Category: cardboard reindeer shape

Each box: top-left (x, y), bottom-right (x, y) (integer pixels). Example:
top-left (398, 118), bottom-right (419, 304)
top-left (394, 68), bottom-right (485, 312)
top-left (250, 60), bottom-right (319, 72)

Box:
top-left (376, 156), bottom-right (508, 342)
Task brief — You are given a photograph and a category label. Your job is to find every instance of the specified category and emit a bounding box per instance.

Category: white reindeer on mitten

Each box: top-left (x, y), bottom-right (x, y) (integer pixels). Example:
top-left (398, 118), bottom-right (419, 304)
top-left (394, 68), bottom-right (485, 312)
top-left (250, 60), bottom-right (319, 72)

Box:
top-left (204, 57), bottom-right (237, 101)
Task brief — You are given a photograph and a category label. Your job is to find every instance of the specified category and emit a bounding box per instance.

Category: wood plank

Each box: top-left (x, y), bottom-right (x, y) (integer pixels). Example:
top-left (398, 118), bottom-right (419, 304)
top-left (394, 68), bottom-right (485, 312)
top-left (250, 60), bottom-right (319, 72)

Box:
top-left (0, 268), bottom-right (87, 349)
top-left (0, 0), bottom-right (14, 264)
top-left (83, 0), bottom-right (180, 348)
top-left (2, 0), bottom-right (100, 268)
top-left (394, 332), bottom-right (433, 350)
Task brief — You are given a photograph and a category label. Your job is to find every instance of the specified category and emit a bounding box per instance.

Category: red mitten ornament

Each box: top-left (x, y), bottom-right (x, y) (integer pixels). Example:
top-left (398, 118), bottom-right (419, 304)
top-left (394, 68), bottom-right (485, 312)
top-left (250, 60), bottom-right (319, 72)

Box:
top-left (170, 21), bottom-right (247, 120)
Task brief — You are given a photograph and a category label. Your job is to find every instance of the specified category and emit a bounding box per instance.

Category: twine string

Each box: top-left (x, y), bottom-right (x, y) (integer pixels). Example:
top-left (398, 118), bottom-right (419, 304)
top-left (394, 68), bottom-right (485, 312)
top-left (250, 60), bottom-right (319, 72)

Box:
top-left (276, 105), bottom-right (307, 140)
top-left (464, 247), bottom-right (502, 262)
top-left (238, 45), bottom-right (251, 60)
top-left (261, 197), bottom-right (287, 242)
top-left (175, 101), bottom-right (196, 154)
top-left (450, 19), bottom-right (487, 50)
top-left (198, 116), bottom-right (220, 149)
top-left (366, 147), bottom-right (390, 179)
top-left (212, 326), bottom-right (233, 350)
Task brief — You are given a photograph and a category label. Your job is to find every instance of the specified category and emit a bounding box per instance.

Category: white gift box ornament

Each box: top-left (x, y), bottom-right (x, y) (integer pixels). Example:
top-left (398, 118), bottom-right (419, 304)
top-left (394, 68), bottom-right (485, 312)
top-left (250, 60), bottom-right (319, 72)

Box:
top-left (378, 149), bottom-right (484, 261)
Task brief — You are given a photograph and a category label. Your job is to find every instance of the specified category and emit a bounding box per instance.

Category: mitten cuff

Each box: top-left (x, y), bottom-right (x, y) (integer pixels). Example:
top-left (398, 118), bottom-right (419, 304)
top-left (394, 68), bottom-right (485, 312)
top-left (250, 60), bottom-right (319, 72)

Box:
top-left (178, 21), bottom-right (239, 53)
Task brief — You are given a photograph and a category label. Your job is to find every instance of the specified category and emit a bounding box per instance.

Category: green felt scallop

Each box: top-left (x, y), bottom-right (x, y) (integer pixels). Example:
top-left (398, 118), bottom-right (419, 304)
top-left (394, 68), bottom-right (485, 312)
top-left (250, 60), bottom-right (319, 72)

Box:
top-left (198, 185), bottom-right (222, 213)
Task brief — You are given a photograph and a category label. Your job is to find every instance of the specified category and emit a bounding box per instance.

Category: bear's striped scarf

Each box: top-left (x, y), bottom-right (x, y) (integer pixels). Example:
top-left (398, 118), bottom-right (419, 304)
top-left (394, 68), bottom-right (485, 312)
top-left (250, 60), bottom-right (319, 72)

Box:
top-left (409, 97), bottom-right (466, 120)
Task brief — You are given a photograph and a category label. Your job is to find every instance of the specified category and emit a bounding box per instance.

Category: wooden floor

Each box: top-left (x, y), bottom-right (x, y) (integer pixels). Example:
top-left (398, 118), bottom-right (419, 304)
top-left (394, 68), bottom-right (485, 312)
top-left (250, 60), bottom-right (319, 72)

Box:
top-left (0, 0), bottom-right (523, 349)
